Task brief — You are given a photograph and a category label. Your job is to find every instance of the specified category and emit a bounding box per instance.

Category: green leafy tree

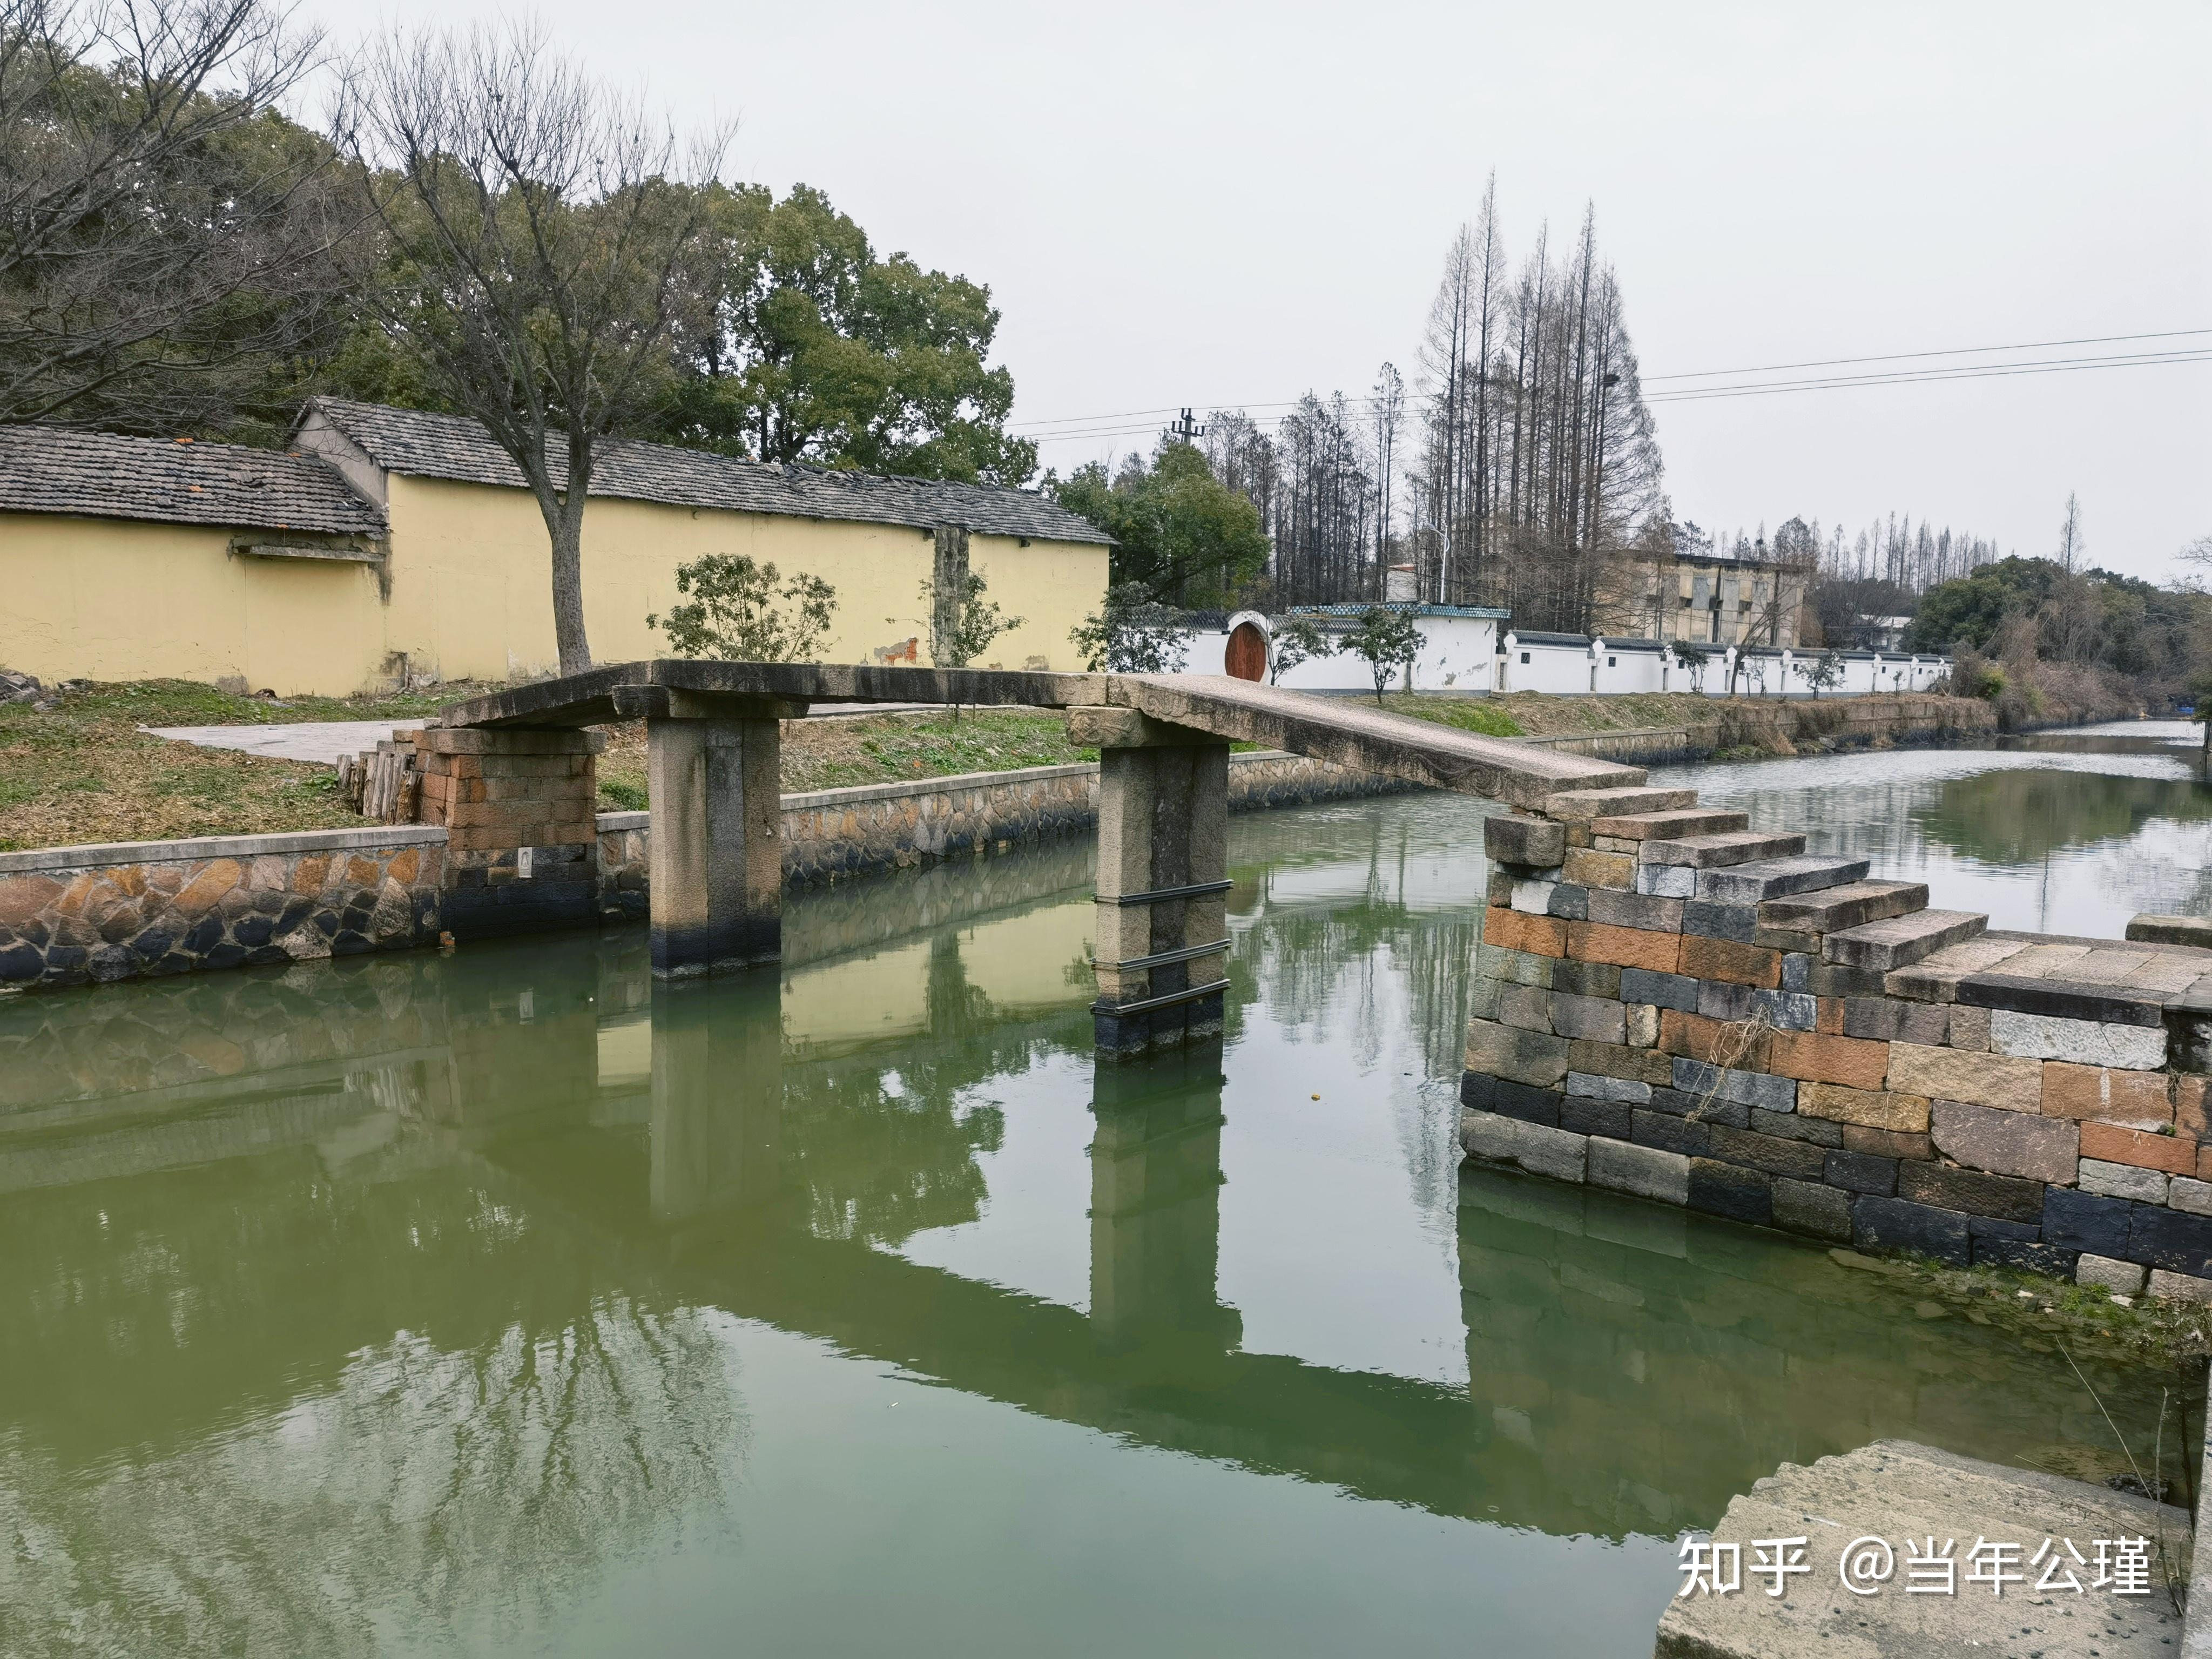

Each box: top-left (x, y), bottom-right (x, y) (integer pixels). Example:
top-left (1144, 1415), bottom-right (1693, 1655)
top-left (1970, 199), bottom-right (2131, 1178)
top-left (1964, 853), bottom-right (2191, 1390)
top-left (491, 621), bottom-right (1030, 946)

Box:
top-left (1802, 650), bottom-right (1843, 698)
top-left (920, 570), bottom-right (1021, 669)
top-left (1070, 582), bottom-right (1189, 674)
top-left (652, 183), bottom-right (1035, 484)
top-left (650, 553), bottom-right (838, 661)
top-left (1669, 640), bottom-right (1710, 693)
top-left (1904, 557), bottom-right (2067, 654)
top-left (918, 569), bottom-right (1021, 719)
top-left (1050, 443), bottom-right (1270, 608)
top-left (1344, 607), bottom-right (1422, 703)
top-left (2188, 670), bottom-right (2212, 761)
top-left (1269, 614), bottom-right (1333, 684)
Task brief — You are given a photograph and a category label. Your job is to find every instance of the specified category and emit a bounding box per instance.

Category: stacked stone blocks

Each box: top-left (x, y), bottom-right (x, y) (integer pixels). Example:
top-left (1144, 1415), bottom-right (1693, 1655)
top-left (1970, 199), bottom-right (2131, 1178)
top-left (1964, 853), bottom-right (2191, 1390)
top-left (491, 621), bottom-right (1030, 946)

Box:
top-left (409, 726), bottom-right (603, 936)
top-left (1462, 781), bottom-right (2212, 1304)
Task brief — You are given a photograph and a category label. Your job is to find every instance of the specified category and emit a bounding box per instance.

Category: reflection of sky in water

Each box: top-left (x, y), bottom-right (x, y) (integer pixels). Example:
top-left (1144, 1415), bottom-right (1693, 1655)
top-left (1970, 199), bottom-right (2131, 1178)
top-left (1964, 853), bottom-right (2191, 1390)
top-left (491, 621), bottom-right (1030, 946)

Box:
top-left (10, 754), bottom-right (2209, 1659)
top-left (1657, 733), bottom-right (2212, 939)
top-left (894, 793), bottom-right (1489, 1383)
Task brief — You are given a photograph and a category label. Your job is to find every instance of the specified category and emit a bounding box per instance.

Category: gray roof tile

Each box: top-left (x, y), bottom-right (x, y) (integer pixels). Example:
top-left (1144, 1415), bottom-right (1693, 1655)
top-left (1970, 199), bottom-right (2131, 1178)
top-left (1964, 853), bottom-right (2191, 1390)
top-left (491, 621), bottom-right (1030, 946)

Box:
top-left (306, 397), bottom-right (1114, 545)
top-left (0, 424), bottom-right (386, 537)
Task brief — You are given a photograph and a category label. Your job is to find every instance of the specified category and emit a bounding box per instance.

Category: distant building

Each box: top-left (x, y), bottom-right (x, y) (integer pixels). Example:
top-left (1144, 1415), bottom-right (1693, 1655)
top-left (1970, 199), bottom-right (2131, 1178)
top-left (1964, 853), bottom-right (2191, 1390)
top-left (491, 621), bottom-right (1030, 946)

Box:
top-left (1597, 539), bottom-right (1812, 649)
top-left (0, 400), bottom-right (1112, 696)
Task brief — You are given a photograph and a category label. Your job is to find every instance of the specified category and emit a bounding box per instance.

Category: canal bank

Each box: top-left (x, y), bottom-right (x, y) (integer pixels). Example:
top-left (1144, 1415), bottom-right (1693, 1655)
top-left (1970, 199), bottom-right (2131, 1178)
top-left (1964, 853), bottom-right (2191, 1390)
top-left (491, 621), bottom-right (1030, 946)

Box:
top-left (0, 747), bottom-right (1407, 992)
top-left (1515, 690), bottom-right (1996, 768)
top-left (0, 690), bottom-right (2002, 995)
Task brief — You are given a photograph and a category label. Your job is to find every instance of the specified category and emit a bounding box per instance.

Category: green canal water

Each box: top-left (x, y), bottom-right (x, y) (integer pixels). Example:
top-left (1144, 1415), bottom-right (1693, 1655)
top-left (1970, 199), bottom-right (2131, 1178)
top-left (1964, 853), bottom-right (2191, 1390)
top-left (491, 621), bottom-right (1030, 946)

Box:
top-left (1, 725), bottom-right (2206, 1656)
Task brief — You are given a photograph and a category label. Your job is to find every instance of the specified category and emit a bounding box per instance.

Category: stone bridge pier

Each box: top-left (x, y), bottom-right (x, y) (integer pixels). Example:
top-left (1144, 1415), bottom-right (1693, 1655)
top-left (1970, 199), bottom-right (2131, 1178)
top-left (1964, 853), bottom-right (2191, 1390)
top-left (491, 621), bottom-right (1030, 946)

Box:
top-left (1074, 708), bottom-right (1233, 1056)
top-left (618, 685), bottom-right (806, 980)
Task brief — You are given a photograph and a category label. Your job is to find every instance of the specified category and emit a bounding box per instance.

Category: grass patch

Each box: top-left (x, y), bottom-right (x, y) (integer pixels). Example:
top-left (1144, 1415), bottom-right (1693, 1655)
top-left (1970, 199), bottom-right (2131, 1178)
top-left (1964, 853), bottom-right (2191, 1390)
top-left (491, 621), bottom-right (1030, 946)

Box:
top-left (1377, 694), bottom-right (1523, 738)
top-left (0, 680), bottom-right (1129, 846)
top-left (1828, 1245), bottom-right (2212, 1371)
top-left (0, 678), bottom-right (468, 851)
top-left (595, 709), bottom-right (1103, 808)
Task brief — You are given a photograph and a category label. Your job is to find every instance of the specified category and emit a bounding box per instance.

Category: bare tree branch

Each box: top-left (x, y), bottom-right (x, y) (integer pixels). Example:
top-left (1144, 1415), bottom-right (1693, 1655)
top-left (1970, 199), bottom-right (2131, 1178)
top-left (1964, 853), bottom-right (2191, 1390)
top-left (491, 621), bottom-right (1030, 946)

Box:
top-left (334, 18), bottom-right (728, 673)
top-left (0, 0), bottom-right (356, 430)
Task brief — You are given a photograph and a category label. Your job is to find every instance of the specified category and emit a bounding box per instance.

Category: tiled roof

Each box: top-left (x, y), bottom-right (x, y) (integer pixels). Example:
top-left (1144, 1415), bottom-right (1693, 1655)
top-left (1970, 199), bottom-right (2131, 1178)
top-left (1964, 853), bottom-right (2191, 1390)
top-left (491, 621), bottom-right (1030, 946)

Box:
top-left (0, 424), bottom-right (385, 537)
top-left (305, 398), bottom-right (1115, 545)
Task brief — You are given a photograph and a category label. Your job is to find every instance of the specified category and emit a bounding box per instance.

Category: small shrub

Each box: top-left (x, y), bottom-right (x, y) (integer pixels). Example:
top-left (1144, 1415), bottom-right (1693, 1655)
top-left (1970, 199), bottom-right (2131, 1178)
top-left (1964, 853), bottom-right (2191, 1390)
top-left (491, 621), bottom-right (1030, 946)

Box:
top-left (650, 554), bottom-right (839, 662)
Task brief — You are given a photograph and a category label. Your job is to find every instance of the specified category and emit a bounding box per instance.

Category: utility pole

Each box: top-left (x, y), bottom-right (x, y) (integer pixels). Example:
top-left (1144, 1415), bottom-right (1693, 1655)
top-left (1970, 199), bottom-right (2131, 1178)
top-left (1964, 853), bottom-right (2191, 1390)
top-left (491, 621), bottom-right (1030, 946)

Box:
top-left (1166, 407), bottom-right (1206, 446)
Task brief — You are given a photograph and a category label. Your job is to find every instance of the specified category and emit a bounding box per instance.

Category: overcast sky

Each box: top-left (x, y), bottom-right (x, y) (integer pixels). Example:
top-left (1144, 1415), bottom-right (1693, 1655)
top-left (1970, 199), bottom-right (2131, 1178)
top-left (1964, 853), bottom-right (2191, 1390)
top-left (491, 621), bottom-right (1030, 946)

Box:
top-left (310, 0), bottom-right (2211, 581)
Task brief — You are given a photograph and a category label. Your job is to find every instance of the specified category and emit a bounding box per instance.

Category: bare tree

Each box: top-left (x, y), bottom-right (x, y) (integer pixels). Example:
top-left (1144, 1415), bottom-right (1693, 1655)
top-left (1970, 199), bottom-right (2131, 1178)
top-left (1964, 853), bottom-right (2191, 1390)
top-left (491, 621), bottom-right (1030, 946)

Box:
top-left (2056, 490), bottom-right (2086, 575)
top-left (338, 21), bottom-right (727, 675)
top-left (0, 0), bottom-right (352, 428)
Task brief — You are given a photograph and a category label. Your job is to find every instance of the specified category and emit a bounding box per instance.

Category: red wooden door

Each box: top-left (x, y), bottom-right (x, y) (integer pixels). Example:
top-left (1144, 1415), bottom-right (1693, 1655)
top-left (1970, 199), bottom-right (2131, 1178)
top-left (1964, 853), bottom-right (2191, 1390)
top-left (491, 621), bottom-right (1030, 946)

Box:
top-left (1225, 621), bottom-right (1268, 681)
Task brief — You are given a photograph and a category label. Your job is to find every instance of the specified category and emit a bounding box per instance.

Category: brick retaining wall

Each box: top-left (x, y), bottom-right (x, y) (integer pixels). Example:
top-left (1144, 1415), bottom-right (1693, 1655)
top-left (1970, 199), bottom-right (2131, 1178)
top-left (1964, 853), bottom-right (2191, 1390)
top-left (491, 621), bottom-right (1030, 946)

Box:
top-left (1465, 783), bottom-right (2212, 1303)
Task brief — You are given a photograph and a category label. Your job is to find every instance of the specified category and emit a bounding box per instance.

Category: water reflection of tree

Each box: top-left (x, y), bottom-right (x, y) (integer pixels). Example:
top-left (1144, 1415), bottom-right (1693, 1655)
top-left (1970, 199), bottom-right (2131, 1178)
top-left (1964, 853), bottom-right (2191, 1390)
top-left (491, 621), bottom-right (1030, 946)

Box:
top-left (1233, 880), bottom-right (1478, 1084)
top-left (777, 931), bottom-right (1092, 1247)
top-left (0, 1155), bottom-right (734, 1657)
top-left (1914, 768), bottom-right (2212, 865)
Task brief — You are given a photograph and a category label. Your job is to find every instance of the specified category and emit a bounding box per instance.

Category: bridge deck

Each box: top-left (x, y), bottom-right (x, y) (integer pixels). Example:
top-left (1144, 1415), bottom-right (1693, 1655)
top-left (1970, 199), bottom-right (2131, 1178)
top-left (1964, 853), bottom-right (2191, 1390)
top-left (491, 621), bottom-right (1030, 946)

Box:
top-left (434, 660), bottom-right (1642, 807)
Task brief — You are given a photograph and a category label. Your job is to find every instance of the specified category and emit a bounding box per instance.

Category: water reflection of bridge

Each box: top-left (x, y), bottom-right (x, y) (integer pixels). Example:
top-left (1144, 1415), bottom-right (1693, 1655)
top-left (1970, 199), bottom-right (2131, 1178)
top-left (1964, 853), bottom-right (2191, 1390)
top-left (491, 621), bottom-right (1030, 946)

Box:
top-left (3, 835), bottom-right (2161, 1570)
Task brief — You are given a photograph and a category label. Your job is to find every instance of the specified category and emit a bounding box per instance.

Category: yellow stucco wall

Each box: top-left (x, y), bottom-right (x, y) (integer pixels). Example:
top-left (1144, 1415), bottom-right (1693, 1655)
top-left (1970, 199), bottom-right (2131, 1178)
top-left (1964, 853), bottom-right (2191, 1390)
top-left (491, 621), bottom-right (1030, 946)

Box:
top-left (0, 514), bottom-right (390, 693)
top-left (379, 477), bottom-right (1109, 685)
top-left (0, 482), bottom-right (1110, 695)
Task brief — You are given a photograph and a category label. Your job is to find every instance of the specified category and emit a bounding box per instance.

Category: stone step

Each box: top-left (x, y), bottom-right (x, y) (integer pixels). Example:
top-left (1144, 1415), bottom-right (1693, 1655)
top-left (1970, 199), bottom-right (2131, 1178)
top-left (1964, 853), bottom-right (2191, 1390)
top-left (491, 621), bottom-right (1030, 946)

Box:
top-left (1589, 806), bottom-right (1749, 841)
top-left (1658, 1438), bottom-right (2189, 1659)
top-left (1823, 907), bottom-right (1987, 971)
top-left (1756, 876), bottom-right (1927, 933)
top-left (1638, 830), bottom-right (1808, 869)
top-left (1540, 785), bottom-right (1700, 822)
top-left (1696, 854), bottom-right (1872, 906)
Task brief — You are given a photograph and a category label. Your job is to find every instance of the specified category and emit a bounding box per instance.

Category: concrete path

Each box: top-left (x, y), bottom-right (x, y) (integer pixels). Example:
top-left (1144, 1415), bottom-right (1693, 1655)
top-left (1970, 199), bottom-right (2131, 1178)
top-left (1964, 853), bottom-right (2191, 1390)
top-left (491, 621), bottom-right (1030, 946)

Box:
top-left (145, 721), bottom-right (419, 766)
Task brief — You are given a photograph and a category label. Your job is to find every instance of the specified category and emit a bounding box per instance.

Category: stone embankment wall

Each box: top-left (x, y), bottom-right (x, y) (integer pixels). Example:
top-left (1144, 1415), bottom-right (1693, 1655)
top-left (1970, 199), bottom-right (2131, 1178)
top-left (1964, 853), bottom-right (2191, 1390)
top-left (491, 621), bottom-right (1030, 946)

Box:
top-left (1, 751), bottom-right (1399, 990)
top-left (1463, 786), bottom-right (2212, 1302)
top-left (0, 827), bottom-right (445, 989)
top-left (595, 750), bottom-right (1404, 916)
top-left (1518, 692), bottom-right (1996, 768)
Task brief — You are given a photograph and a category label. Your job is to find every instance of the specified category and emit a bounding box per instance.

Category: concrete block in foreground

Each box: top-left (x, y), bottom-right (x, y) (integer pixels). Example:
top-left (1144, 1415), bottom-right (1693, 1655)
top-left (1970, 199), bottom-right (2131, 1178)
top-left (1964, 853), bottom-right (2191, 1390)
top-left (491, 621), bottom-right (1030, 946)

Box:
top-left (1658, 1439), bottom-right (2189, 1658)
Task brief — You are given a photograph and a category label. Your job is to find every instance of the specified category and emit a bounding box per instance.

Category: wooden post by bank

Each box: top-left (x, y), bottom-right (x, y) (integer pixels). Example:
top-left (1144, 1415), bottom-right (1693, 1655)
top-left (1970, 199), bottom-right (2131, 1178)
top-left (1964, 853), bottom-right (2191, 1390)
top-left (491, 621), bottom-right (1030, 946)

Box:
top-left (1070, 708), bottom-right (1232, 1056)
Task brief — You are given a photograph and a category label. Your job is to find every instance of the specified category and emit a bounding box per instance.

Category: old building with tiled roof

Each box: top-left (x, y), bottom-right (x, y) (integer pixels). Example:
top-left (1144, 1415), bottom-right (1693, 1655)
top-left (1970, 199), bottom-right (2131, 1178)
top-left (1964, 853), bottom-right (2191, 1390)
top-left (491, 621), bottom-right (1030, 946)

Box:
top-left (0, 425), bottom-right (385, 538)
top-left (295, 399), bottom-right (1110, 546)
top-left (1, 402), bottom-right (1112, 696)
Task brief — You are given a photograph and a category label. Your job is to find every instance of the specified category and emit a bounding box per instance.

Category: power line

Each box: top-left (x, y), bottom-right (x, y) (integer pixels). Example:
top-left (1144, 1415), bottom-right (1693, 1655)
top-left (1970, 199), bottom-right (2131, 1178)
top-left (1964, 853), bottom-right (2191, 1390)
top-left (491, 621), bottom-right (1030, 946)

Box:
top-left (1643, 326), bottom-right (2212, 382)
top-left (1645, 347), bottom-right (2212, 403)
top-left (1013, 325), bottom-right (2212, 437)
top-left (1020, 347), bottom-right (2212, 444)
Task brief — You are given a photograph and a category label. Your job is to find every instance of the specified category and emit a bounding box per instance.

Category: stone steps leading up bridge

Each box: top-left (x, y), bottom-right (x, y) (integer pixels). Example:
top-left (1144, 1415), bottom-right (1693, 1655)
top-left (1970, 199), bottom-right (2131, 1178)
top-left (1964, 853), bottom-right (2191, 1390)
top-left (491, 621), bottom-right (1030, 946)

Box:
top-left (1469, 772), bottom-right (2212, 1307)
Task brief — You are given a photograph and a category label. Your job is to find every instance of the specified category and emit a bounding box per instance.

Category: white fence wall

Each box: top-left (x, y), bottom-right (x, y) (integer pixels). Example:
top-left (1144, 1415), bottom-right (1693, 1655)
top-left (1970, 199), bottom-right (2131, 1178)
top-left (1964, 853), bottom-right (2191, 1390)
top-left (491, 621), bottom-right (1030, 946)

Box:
top-left (1182, 612), bottom-right (1500, 692)
top-left (1176, 618), bottom-right (1948, 699)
